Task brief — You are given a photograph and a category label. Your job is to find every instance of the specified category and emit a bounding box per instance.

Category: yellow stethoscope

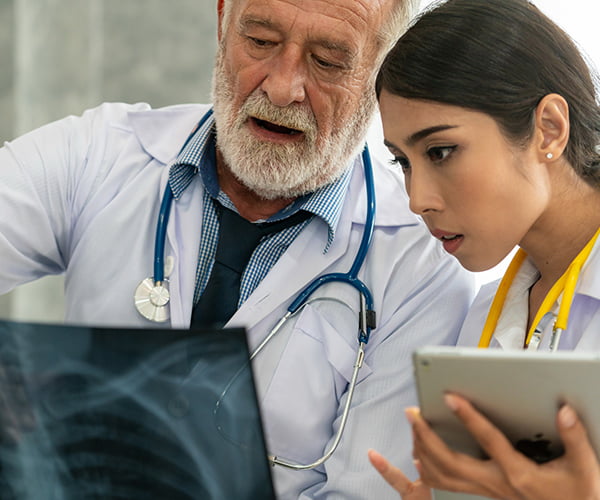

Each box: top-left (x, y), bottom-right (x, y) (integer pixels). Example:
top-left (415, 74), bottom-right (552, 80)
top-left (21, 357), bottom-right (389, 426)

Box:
top-left (479, 227), bottom-right (600, 351)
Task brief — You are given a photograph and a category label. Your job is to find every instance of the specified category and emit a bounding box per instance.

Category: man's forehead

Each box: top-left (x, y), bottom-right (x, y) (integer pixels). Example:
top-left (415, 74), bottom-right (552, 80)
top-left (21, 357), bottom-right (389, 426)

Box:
top-left (234, 0), bottom-right (388, 29)
top-left (234, 0), bottom-right (388, 50)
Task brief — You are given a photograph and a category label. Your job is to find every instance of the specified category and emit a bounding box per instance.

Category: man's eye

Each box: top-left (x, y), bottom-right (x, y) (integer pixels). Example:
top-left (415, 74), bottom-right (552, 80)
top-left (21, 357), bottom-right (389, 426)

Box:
top-left (249, 37), bottom-right (273, 47)
top-left (427, 146), bottom-right (456, 162)
top-left (313, 56), bottom-right (342, 70)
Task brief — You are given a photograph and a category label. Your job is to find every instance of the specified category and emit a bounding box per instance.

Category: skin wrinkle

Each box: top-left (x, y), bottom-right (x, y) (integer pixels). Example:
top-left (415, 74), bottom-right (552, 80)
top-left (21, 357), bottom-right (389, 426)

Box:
top-left (238, 8), bottom-right (361, 63)
top-left (236, 0), bottom-right (386, 72)
top-left (223, 0), bottom-right (402, 54)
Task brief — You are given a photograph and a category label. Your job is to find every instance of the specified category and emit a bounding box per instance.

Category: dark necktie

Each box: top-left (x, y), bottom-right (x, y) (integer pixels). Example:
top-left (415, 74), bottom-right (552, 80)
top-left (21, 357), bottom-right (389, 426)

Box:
top-left (191, 204), bottom-right (311, 328)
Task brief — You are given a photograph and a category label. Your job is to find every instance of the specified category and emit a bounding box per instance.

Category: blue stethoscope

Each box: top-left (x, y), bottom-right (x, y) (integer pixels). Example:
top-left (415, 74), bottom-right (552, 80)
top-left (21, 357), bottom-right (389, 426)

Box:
top-left (134, 110), bottom-right (377, 470)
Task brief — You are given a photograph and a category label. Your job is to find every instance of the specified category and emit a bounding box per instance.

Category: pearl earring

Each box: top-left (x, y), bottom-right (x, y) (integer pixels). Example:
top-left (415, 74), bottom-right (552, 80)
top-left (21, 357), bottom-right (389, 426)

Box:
top-left (546, 152), bottom-right (553, 160)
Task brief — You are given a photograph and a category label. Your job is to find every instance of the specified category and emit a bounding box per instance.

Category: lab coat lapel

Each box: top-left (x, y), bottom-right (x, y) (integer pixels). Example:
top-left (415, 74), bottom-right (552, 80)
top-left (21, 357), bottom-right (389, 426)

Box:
top-left (228, 172), bottom-right (358, 332)
top-left (165, 176), bottom-right (206, 328)
top-left (230, 213), bottom-right (353, 332)
top-left (129, 104), bottom-right (212, 328)
top-left (228, 145), bottom-right (419, 333)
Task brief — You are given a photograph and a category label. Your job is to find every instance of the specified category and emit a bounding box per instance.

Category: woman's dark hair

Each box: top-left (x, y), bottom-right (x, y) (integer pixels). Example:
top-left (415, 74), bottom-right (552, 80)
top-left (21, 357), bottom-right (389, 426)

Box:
top-left (376, 0), bottom-right (600, 186)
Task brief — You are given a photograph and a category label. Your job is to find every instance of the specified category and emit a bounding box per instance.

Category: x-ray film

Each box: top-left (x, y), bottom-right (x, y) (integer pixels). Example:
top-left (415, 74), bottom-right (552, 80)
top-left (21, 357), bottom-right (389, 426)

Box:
top-left (0, 320), bottom-right (275, 500)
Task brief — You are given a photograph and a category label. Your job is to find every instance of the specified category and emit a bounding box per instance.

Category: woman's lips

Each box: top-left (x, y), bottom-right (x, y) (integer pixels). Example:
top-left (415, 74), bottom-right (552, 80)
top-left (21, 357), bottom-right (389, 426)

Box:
top-left (431, 230), bottom-right (464, 254)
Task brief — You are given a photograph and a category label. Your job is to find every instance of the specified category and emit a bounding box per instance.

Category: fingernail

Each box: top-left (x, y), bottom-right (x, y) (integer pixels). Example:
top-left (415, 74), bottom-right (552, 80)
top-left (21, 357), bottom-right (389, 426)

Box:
top-left (559, 405), bottom-right (577, 428)
top-left (405, 407), bottom-right (419, 425)
top-left (444, 393), bottom-right (459, 412)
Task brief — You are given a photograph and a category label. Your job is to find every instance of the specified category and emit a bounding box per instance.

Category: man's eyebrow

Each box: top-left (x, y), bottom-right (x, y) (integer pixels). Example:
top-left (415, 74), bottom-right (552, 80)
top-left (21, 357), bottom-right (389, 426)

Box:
top-left (239, 15), bottom-right (281, 31)
top-left (311, 38), bottom-right (355, 58)
top-left (406, 125), bottom-right (458, 146)
top-left (239, 16), bottom-right (355, 58)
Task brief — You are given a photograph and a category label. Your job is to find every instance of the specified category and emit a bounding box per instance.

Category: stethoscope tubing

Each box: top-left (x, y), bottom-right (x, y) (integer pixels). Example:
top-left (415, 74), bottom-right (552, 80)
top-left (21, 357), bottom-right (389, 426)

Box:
top-left (287, 145), bottom-right (376, 343)
top-left (150, 109), bottom-right (215, 287)
top-left (153, 185), bottom-right (173, 284)
top-left (259, 146), bottom-right (376, 470)
top-left (479, 227), bottom-right (600, 350)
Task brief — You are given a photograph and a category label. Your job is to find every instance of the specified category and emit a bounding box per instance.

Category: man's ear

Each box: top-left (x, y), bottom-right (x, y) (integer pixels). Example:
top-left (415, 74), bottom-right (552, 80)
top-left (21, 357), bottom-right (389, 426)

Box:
top-left (217, 0), bottom-right (225, 41)
top-left (534, 93), bottom-right (570, 162)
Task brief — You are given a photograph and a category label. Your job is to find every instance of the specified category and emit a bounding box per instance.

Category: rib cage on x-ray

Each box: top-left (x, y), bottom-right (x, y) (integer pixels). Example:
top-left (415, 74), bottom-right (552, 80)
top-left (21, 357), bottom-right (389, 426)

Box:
top-left (0, 321), bottom-right (275, 500)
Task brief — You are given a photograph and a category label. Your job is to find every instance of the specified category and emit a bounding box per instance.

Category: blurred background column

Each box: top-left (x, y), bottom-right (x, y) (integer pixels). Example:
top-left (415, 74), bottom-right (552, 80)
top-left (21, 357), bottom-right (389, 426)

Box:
top-left (1, 0), bottom-right (217, 322)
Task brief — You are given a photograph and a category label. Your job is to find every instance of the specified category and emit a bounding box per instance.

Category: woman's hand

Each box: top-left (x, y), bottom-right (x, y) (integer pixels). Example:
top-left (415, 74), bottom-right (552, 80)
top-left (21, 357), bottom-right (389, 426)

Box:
top-left (410, 394), bottom-right (600, 500)
top-left (368, 448), bottom-right (431, 500)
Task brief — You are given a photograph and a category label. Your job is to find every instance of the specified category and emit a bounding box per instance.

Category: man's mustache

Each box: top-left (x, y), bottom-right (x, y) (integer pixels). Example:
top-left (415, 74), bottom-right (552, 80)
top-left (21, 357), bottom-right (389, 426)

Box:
top-left (241, 94), bottom-right (317, 136)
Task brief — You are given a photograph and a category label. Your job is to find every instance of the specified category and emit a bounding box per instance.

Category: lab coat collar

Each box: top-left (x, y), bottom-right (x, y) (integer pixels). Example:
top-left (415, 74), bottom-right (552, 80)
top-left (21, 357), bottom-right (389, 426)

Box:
top-left (128, 103), bottom-right (212, 165)
top-left (129, 103), bottom-right (418, 228)
top-left (576, 236), bottom-right (600, 300)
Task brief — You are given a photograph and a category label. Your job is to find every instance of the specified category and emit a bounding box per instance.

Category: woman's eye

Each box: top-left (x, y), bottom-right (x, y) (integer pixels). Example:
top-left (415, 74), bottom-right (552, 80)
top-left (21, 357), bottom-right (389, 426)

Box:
top-left (390, 156), bottom-right (411, 173)
top-left (427, 146), bottom-right (456, 162)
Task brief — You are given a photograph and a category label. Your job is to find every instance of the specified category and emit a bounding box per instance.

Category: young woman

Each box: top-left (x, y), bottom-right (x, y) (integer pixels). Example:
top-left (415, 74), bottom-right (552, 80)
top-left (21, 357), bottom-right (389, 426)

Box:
top-left (368, 0), bottom-right (600, 498)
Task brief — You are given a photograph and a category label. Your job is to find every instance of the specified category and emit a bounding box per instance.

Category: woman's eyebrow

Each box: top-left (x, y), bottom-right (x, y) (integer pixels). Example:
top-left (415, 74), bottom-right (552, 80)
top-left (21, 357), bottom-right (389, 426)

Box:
top-left (405, 125), bottom-right (458, 146)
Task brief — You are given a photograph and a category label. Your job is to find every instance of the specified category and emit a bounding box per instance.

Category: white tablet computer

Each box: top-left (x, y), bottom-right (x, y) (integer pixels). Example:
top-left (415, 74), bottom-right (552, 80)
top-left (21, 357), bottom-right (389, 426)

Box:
top-left (413, 346), bottom-right (600, 463)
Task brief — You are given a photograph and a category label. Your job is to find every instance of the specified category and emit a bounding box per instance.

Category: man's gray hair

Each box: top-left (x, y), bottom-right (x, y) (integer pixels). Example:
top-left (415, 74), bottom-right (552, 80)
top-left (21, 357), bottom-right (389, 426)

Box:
top-left (377, 0), bottom-right (420, 58)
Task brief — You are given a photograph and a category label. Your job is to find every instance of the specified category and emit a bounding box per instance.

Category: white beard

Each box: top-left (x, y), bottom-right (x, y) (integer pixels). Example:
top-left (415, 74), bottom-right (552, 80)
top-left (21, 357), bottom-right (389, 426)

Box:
top-left (211, 50), bottom-right (376, 200)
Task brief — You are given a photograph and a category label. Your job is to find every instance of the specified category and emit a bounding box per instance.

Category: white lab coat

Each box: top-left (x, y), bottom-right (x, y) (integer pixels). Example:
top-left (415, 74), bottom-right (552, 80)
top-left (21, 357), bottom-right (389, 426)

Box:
top-left (458, 238), bottom-right (600, 351)
top-left (0, 102), bottom-right (475, 499)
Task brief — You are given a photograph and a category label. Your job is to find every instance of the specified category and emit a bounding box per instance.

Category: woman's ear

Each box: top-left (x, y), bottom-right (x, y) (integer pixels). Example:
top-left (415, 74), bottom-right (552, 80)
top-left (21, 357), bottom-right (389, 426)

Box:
top-left (534, 93), bottom-right (570, 162)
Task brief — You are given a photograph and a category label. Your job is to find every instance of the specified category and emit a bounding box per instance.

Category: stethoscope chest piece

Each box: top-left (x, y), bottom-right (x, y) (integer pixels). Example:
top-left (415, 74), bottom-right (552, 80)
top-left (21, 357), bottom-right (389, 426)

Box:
top-left (134, 277), bottom-right (170, 322)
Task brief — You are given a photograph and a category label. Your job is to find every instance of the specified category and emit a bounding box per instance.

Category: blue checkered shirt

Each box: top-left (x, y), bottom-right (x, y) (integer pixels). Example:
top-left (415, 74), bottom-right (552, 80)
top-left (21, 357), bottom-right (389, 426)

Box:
top-left (167, 109), bottom-right (352, 308)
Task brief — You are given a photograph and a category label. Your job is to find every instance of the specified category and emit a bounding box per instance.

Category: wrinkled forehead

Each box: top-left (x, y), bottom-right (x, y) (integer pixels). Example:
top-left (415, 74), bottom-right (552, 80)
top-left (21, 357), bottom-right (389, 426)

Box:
top-left (223, 0), bottom-right (391, 49)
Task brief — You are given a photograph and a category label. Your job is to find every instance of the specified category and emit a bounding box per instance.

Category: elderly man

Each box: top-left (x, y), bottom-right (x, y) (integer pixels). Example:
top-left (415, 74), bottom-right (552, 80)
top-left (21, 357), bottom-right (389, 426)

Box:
top-left (0, 0), bottom-right (474, 498)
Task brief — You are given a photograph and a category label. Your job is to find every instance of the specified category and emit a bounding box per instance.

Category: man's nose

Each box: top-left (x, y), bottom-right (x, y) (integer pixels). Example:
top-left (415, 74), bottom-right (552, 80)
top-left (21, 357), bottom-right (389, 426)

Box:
top-left (260, 47), bottom-right (307, 107)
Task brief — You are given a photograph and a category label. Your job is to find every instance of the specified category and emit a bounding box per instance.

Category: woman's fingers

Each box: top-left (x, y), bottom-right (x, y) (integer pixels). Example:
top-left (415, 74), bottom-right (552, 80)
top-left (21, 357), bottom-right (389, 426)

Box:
top-left (368, 449), bottom-right (413, 493)
top-left (408, 397), bottom-right (600, 500)
top-left (408, 404), bottom-right (482, 488)
top-left (368, 449), bottom-right (433, 500)
top-left (558, 405), bottom-right (600, 471)
top-left (409, 398), bottom-right (523, 498)
top-left (441, 393), bottom-right (532, 476)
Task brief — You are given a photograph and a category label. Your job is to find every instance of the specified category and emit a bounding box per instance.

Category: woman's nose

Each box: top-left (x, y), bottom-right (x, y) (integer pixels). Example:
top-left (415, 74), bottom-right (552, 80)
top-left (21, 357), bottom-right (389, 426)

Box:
top-left (407, 168), bottom-right (444, 215)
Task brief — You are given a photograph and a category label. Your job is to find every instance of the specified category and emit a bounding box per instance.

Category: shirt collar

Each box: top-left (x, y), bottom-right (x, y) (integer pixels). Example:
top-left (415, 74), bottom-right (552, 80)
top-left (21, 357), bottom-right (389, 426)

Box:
top-left (168, 108), bottom-right (352, 250)
top-left (168, 110), bottom-right (216, 199)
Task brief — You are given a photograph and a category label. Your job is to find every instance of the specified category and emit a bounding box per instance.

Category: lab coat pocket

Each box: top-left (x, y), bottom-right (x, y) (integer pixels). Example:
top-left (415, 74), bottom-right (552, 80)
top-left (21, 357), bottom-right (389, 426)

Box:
top-left (260, 301), bottom-right (372, 463)
top-left (294, 303), bottom-right (373, 385)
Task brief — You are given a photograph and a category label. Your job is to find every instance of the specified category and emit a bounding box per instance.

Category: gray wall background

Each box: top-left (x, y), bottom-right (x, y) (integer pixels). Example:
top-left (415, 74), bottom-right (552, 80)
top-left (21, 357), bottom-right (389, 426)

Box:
top-left (0, 0), bottom-right (218, 322)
